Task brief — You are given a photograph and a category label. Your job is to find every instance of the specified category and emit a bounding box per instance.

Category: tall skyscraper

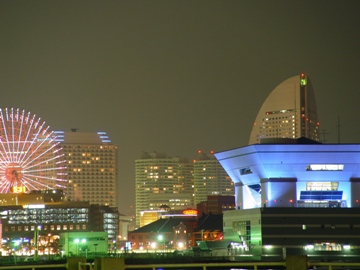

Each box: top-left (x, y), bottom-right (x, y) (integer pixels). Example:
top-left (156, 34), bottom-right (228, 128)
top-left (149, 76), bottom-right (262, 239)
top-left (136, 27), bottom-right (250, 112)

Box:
top-left (193, 150), bottom-right (234, 205)
top-left (135, 152), bottom-right (193, 227)
top-left (248, 74), bottom-right (320, 145)
top-left (56, 130), bottom-right (118, 208)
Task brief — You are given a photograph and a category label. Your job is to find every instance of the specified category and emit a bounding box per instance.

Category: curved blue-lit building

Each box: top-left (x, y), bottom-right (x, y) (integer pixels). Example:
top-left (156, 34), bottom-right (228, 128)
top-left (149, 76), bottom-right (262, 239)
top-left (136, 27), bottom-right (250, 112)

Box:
top-left (215, 138), bottom-right (360, 210)
top-left (214, 74), bottom-right (360, 261)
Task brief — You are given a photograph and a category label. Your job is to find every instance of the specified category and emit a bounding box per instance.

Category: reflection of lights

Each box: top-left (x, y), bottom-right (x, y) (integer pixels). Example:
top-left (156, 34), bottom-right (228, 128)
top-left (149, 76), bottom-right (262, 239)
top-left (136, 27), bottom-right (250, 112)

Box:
top-left (343, 245), bottom-right (351, 250)
top-left (231, 242), bottom-right (244, 249)
top-left (265, 245), bottom-right (272, 249)
top-left (305, 245), bottom-right (314, 250)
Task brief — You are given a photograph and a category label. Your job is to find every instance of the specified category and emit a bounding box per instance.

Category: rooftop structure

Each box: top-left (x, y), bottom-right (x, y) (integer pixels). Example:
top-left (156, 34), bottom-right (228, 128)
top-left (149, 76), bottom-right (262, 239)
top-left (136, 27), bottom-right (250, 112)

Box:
top-left (215, 138), bottom-right (360, 210)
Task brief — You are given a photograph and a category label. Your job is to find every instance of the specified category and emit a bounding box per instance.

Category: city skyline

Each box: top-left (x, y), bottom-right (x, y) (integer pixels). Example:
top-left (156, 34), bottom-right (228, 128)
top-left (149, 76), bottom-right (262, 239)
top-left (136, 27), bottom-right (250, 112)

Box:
top-left (1, 1), bottom-right (359, 214)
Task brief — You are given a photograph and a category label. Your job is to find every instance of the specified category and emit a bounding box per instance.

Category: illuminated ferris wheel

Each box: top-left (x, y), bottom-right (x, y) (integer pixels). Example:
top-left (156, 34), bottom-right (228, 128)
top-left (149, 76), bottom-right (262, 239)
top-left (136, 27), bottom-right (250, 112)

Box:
top-left (0, 108), bottom-right (67, 194)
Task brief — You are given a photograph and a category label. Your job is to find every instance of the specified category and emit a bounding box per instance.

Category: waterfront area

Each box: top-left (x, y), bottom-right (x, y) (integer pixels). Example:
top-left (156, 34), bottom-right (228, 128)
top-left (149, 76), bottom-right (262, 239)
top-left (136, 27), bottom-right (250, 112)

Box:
top-left (0, 253), bottom-right (360, 270)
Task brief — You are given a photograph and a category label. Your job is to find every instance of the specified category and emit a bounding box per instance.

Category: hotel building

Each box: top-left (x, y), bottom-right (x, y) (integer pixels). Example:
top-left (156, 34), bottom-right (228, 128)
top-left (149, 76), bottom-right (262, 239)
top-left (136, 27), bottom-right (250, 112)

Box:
top-left (55, 130), bottom-right (118, 208)
top-left (248, 74), bottom-right (320, 145)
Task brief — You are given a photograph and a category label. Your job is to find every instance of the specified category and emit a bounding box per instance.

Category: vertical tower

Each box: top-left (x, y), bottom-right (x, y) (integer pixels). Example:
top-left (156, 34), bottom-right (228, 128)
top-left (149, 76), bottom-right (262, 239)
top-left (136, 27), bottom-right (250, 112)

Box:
top-left (135, 152), bottom-right (193, 227)
top-left (193, 151), bottom-right (234, 205)
top-left (57, 130), bottom-right (118, 208)
top-left (248, 74), bottom-right (319, 145)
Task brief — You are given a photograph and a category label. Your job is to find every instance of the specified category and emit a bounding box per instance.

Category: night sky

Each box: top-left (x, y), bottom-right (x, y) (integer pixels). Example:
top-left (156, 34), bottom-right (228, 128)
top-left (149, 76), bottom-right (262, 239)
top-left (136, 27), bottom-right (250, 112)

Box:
top-left (1, 1), bottom-right (360, 215)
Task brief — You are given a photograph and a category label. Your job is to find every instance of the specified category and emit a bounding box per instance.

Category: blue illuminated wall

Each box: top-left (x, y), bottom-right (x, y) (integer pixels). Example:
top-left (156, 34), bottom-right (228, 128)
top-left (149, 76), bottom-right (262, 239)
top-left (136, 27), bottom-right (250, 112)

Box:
top-left (215, 140), bottom-right (360, 209)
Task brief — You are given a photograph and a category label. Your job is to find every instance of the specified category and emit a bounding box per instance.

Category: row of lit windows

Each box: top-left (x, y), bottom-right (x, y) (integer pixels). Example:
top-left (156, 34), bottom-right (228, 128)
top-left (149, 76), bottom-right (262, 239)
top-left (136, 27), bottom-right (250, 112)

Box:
top-left (74, 181), bottom-right (114, 185)
top-left (71, 168), bottom-right (114, 172)
top-left (263, 115), bottom-right (295, 120)
top-left (7, 209), bottom-right (88, 215)
top-left (62, 145), bottom-right (116, 149)
top-left (4, 223), bottom-right (87, 232)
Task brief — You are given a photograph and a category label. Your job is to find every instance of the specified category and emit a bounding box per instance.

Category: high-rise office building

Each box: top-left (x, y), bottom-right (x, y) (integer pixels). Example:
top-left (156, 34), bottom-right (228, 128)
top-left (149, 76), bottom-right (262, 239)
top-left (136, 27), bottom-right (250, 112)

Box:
top-left (56, 130), bottom-right (118, 208)
top-left (248, 74), bottom-right (320, 145)
top-left (135, 152), bottom-right (193, 227)
top-left (193, 150), bottom-right (234, 205)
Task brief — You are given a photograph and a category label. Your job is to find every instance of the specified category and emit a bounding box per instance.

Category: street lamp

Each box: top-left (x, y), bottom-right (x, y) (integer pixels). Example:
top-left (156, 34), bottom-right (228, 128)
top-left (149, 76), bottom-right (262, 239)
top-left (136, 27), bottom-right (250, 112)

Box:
top-left (74, 239), bottom-right (79, 256)
top-left (157, 235), bottom-right (163, 252)
top-left (47, 234), bottom-right (52, 258)
top-left (81, 239), bottom-right (86, 257)
top-left (34, 225), bottom-right (42, 260)
top-left (94, 243), bottom-right (98, 258)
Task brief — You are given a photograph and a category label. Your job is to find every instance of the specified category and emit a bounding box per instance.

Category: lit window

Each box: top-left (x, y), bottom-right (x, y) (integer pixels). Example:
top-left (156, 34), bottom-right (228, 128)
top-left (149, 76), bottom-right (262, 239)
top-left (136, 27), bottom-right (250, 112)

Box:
top-left (306, 164), bottom-right (344, 171)
top-left (240, 168), bottom-right (253, 175)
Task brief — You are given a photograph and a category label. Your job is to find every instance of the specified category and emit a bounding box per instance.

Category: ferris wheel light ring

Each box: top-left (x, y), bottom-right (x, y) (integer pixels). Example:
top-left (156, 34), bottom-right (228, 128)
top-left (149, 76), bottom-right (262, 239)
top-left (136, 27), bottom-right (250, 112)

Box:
top-left (0, 108), bottom-right (67, 193)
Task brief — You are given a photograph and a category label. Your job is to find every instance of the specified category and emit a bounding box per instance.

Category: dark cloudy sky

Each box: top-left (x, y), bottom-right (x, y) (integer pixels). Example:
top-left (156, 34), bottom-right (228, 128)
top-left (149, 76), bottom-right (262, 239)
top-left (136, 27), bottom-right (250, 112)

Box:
top-left (1, 1), bottom-right (359, 215)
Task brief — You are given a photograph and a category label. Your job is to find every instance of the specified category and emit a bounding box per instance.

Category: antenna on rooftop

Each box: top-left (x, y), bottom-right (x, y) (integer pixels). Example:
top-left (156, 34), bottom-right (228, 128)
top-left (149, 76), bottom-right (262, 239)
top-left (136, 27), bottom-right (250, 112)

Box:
top-left (320, 129), bottom-right (331, 143)
top-left (337, 116), bottom-right (341, 144)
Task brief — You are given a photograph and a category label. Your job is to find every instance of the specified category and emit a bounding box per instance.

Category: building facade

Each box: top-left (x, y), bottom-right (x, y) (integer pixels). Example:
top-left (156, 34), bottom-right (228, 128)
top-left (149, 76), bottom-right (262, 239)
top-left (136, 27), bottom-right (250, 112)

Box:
top-left (215, 139), bottom-right (360, 210)
top-left (248, 74), bottom-right (320, 145)
top-left (55, 130), bottom-right (118, 208)
top-left (128, 216), bottom-right (198, 251)
top-left (59, 231), bottom-right (108, 257)
top-left (193, 151), bottom-right (234, 205)
top-left (0, 193), bottom-right (119, 256)
top-left (135, 152), bottom-right (194, 227)
top-left (197, 195), bottom-right (235, 216)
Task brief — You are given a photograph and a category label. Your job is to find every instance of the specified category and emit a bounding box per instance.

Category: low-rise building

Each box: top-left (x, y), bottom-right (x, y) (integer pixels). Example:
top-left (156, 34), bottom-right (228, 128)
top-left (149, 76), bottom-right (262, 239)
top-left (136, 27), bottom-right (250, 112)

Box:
top-left (59, 231), bottom-right (108, 257)
top-left (0, 192), bottom-right (119, 255)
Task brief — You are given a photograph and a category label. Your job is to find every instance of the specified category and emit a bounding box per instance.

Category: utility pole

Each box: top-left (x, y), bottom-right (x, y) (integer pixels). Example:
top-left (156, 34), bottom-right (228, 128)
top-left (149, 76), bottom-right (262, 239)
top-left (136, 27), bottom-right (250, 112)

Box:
top-left (337, 116), bottom-right (341, 144)
top-left (320, 129), bottom-right (331, 143)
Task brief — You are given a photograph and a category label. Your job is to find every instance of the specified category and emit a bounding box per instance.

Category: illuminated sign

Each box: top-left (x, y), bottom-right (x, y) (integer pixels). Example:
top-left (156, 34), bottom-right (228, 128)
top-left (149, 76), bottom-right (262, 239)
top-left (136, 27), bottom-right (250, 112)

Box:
top-left (11, 186), bottom-right (26, 193)
top-left (182, 209), bottom-right (198, 215)
top-left (23, 204), bottom-right (45, 209)
top-left (306, 164), bottom-right (344, 171)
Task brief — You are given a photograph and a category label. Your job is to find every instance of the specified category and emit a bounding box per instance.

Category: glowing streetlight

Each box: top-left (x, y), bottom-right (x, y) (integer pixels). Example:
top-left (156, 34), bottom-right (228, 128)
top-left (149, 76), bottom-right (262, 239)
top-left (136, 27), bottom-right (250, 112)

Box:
top-left (74, 239), bottom-right (79, 256)
top-left (157, 235), bottom-right (164, 251)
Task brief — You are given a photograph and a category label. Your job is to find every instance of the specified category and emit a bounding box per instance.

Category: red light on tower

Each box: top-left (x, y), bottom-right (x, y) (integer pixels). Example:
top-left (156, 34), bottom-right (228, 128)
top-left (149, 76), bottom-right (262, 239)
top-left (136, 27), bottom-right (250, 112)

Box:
top-left (210, 150), bottom-right (214, 154)
top-left (198, 150), bottom-right (202, 154)
top-left (301, 73), bottom-right (305, 78)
